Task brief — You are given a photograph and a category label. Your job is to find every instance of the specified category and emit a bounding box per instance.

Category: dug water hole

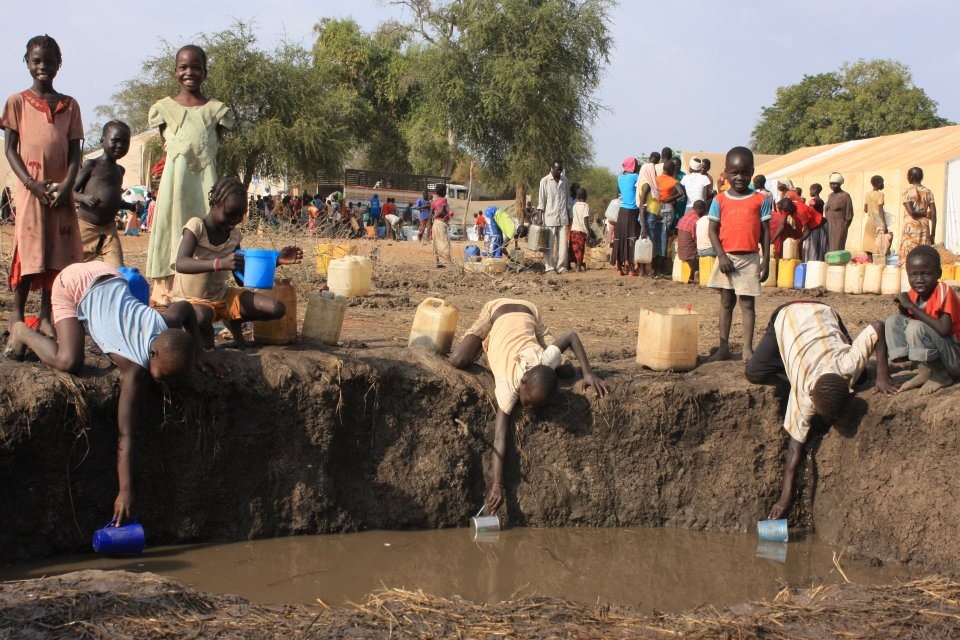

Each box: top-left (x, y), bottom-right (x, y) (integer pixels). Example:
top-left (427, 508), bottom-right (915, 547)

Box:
top-left (0, 527), bottom-right (910, 611)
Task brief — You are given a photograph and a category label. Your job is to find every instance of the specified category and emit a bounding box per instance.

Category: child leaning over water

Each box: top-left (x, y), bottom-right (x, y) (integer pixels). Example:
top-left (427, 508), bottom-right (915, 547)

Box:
top-left (706, 147), bottom-right (771, 362)
top-left (172, 176), bottom-right (303, 348)
top-left (884, 245), bottom-right (960, 394)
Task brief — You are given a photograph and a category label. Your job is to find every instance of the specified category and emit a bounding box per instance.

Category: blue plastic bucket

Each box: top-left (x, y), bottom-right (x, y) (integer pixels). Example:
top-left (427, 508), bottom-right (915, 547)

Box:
top-left (235, 249), bottom-right (279, 289)
top-left (117, 267), bottom-right (149, 306)
top-left (93, 519), bottom-right (145, 555)
top-left (464, 245), bottom-right (481, 261)
top-left (376, 226), bottom-right (386, 239)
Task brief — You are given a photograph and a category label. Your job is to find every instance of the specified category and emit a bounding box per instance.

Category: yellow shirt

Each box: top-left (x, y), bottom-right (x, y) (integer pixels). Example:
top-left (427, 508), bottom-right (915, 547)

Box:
top-left (171, 217), bottom-right (242, 301)
top-left (482, 300), bottom-right (562, 412)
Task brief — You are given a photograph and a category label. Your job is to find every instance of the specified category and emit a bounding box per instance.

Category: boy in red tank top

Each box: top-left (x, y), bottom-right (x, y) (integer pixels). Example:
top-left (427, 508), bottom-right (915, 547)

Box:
top-left (706, 147), bottom-right (771, 362)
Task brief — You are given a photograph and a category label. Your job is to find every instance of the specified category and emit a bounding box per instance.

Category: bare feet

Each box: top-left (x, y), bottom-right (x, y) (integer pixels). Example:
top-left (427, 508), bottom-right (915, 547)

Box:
top-left (4, 322), bottom-right (28, 360)
top-left (920, 361), bottom-right (953, 395)
top-left (900, 363), bottom-right (932, 391)
top-left (706, 344), bottom-right (730, 363)
top-left (742, 346), bottom-right (754, 362)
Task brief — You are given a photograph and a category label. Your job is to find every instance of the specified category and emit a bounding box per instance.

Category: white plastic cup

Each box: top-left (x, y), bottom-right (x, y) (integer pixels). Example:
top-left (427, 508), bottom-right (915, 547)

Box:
top-left (471, 515), bottom-right (500, 532)
top-left (757, 518), bottom-right (789, 542)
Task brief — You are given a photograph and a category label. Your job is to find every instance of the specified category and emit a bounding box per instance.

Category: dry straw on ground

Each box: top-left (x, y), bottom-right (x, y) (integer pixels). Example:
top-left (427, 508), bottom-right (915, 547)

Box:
top-left (1, 571), bottom-right (958, 639)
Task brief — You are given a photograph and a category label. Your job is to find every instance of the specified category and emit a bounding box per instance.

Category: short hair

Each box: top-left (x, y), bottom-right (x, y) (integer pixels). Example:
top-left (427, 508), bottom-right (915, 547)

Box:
top-left (809, 183), bottom-right (822, 194)
top-left (777, 197), bottom-right (796, 213)
top-left (649, 152), bottom-right (661, 164)
top-left (661, 146), bottom-right (673, 160)
top-left (753, 174), bottom-right (766, 189)
top-left (907, 244), bottom-right (940, 270)
top-left (811, 373), bottom-right (850, 420)
top-left (576, 187), bottom-right (587, 199)
top-left (24, 35), bottom-right (62, 65)
top-left (907, 166), bottom-right (924, 183)
top-left (551, 159), bottom-right (563, 169)
top-left (152, 329), bottom-right (195, 376)
top-left (102, 120), bottom-right (131, 137)
top-left (702, 158), bottom-right (711, 170)
top-left (726, 146), bottom-right (754, 167)
top-left (525, 364), bottom-right (558, 402)
top-left (692, 199), bottom-right (706, 212)
top-left (870, 175), bottom-right (884, 188)
top-left (176, 44), bottom-right (208, 71)
top-left (208, 175), bottom-right (246, 207)
top-left (435, 183), bottom-right (447, 197)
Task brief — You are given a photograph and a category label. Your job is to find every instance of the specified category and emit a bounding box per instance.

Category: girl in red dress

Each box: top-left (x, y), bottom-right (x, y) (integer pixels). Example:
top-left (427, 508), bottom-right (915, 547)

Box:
top-left (3, 35), bottom-right (83, 353)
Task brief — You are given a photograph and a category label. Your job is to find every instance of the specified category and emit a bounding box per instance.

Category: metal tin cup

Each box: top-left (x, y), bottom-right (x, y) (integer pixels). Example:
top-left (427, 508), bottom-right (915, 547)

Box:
top-left (93, 520), bottom-right (146, 555)
top-left (757, 518), bottom-right (789, 543)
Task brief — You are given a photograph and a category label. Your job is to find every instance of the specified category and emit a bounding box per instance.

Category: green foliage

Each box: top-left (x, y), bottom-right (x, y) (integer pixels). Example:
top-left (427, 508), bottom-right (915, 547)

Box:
top-left (751, 59), bottom-right (952, 154)
top-left (392, 0), bottom-right (613, 195)
top-left (93, 20), bottom-right (354, 187)
top-left (570, 165), bottom-right (618, 221)
top-left (312, 19), bottom-right (420, 172)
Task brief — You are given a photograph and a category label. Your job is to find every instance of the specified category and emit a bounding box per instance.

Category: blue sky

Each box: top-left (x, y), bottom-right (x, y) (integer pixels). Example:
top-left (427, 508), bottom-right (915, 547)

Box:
top-left (2, 0), bottom-right (958, 170)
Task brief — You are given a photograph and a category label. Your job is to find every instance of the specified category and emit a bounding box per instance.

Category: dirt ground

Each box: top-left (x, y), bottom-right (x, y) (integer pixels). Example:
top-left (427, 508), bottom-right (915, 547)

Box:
top-left (2, 570), bottom-right (959, 639)
top-left (0, 224), bottom-right (958, 575)
top-left (0, 223), bottom-right (901, 360)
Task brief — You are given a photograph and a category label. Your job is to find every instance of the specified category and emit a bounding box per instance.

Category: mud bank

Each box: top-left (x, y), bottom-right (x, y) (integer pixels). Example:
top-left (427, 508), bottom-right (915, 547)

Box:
top-left (0, 346), bottom-right (958, 571)
top-left (2, 570), bottom-right (959, 639)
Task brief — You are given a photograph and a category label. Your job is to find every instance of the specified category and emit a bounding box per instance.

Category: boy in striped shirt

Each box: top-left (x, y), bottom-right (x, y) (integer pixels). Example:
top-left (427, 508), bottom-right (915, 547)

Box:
top-left (745, 302), bottom-right (896, 519)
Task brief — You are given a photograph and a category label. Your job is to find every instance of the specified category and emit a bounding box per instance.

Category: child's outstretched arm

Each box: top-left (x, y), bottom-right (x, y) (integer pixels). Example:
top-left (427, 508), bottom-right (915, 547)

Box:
top-left (485, 410), bottom-right (511, 513)
top-left (552, 331), bottom-right (609, 399)
top-left (112, 357), bottom-right (148, 525)
top-left (769, 436), bottom-right (803, 520)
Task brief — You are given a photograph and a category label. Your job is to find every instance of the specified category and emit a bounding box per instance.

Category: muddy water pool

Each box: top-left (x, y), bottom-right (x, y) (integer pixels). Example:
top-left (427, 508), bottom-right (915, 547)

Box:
top-left (0, 528), bottom-right (910, 611)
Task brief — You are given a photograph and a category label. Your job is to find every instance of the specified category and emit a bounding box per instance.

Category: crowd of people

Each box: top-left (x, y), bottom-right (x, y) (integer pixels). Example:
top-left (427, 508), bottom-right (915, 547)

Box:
top-left (2, 35), bottom-right (956, 530)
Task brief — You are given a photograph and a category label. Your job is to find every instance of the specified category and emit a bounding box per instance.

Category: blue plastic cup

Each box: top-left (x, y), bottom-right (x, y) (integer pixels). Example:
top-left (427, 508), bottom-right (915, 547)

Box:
top-left (234, 249), bottom-right (280, 289)
top-left (757, 518), bottom-right (789, 542)
top-left (93, 519), bottom-right (146, 555)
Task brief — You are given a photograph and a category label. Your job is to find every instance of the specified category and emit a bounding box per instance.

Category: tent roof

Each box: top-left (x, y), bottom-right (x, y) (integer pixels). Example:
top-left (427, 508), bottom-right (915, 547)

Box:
top-left (756, 124), bottom-right (960, 179)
